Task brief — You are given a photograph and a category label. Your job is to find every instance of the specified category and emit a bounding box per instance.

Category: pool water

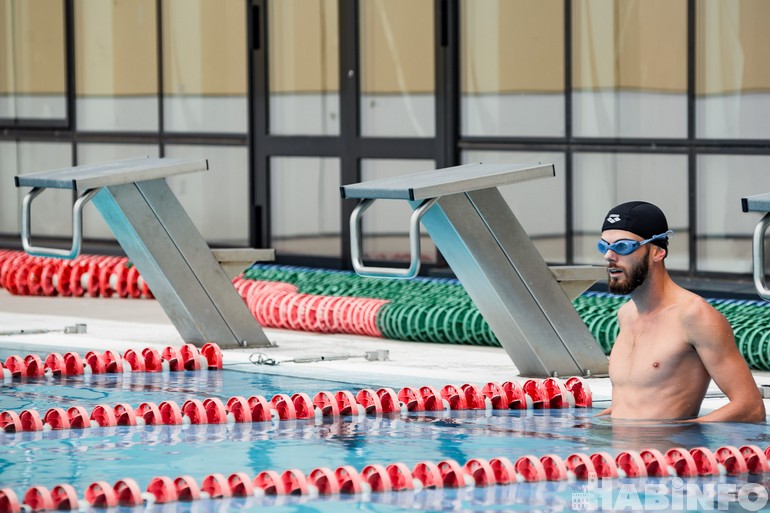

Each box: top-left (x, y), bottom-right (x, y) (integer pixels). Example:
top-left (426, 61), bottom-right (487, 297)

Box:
top-left (2, 353), bottom-right (770, 512)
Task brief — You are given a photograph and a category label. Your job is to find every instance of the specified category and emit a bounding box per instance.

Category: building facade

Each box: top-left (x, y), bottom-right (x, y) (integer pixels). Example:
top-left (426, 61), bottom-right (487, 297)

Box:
top-left (1, 0), bottom-right (769, 278)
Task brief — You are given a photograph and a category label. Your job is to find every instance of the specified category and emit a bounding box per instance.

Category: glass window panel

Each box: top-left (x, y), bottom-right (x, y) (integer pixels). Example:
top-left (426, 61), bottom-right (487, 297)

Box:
top-left (360, 159), bottom-right (436, 264)
top-left (572, 152), bottom-right (688, 271)
top-left (360, 0), bottom-right (434, 137)
top-left (461, 0), bottom-right (564, 137)
top-left (696, 0), bottom-right (770, 139)
top-left (164, 145), bottom-right (249, 246)
top-left (270, 157), bottom-right (341, 257)
top-left (0, 141), bottom-right (19, 234)
top-left (461, 151), bottom-right (567, 263)
top-left (0, 0), bottom-right (66, 120)
top-left (75, 0), bottom-right (158, 131)
top-left (163, 0), bottom-right (247, 133)
top-left (10, 142), bottom-right (73, 239)
top-left (268, 0), bottom-right (339, 135)
top-left (78, 144), bottom-right (160, 240)
top-left (696, 155), bottom-right (770, 273)
top-left (572, 0), bottom-right (687, 138)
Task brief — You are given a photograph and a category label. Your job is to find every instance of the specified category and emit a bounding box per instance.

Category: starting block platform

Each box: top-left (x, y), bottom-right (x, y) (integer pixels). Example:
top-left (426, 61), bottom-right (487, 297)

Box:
top-left (341, 162), bottom-right (609, 378)
top-left (15, 157), bottom-right (272, 349)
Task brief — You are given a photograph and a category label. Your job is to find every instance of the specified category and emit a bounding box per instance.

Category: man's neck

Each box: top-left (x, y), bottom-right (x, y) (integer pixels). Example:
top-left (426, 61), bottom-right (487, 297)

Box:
top-left (630, 267), bottom-right (675, 315)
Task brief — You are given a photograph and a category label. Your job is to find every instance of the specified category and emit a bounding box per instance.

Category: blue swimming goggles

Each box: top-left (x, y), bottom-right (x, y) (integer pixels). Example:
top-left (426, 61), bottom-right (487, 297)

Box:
top-left (597, 230), bottom-right (673, 256)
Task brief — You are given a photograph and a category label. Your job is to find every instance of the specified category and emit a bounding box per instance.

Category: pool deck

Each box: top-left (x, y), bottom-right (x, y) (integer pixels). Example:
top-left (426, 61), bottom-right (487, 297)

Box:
top-left (1, 288), bottom-right (770, 418)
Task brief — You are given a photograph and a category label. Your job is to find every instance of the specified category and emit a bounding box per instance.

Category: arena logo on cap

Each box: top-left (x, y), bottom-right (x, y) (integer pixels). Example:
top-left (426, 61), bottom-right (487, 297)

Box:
top-left (571, 476), bottom-right (769, 511)
top-left (606, 214), bottom-right (621, 224)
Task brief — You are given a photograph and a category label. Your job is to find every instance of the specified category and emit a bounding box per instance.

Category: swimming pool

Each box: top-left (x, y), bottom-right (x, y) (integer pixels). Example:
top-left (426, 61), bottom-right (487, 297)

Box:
top-left (1, 344), bottom-right (770, 513)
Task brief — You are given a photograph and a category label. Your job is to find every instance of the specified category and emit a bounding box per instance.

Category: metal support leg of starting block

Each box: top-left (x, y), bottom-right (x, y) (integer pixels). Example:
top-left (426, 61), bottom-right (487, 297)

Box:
top-left (15, 157), bottom-right (272, 349)
top-left (742, 193), bottom-right (770, 300)
top-left (342, 162), bottom-right (609, 378)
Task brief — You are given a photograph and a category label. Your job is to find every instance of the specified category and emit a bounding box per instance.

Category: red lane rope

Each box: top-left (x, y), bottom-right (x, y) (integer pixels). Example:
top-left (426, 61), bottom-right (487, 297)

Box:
top-left (1, 444), bottom-right (766, 512)
top-left (0, 343), bottom-right (222, 381)
top-left (0, 249), bottom-right (388, 340)
top-left (0, 251), bottom-right (152, 300)
top-left (0, 377), bottom-right (591, 434)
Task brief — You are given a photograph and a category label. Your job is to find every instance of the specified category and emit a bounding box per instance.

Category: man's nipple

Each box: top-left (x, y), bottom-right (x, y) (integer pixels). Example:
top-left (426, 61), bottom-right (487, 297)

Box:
top-left (652, 362), bottom-right (660, 368)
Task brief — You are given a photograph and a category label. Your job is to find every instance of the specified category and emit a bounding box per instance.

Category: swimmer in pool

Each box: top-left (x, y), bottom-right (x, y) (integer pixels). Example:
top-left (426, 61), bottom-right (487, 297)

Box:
top-left (595, 201), bottom-right (765, 422)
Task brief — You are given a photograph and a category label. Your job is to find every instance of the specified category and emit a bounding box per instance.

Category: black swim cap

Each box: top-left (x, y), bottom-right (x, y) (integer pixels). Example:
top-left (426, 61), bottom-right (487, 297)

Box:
top-left (601, 201), bottom-right (669, 249)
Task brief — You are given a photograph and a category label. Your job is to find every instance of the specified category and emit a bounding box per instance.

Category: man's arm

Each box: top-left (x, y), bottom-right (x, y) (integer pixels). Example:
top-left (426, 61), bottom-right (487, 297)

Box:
top-left (686, 300), bottom-right (765, 423)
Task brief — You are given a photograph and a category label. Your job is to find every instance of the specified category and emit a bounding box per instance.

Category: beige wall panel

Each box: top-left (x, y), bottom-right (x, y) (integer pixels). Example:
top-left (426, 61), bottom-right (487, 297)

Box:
top-left (697, 0), bottom-right (770, 96)
top-left (360, 0), bottom-right (433, 94)
top-left (617, 0), bottom-right (686, 92)
top-left (164, 0), bottom-right (246, 95)
top-left (269, 0), bottom-right (338, 94)
top-left (574, 0), bottom-right (685, 92)
top-left (76, 0), bottom-right (157, 96)
top-left (572, 0), bottom-right (615, 90)
top-left (462, 0), bottom-right (563, 94)
top-left (0, 0), bottom-right (65, 94)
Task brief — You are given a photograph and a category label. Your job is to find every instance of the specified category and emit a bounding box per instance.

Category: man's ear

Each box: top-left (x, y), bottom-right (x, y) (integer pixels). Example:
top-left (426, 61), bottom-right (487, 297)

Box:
top-left (652, 245), bottom-right (667, 262)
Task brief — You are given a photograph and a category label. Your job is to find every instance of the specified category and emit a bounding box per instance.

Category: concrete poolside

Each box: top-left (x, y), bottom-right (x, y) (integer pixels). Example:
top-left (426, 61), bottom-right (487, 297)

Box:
top-left (1, 288), bottom-right (769, 418)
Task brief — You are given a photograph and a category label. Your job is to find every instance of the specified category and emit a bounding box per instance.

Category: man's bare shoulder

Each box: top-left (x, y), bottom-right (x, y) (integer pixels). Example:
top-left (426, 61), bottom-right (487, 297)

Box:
top-left (674, 288), bottom-right (733, 344)
top-left (675, 288), bottom-right (723, 321)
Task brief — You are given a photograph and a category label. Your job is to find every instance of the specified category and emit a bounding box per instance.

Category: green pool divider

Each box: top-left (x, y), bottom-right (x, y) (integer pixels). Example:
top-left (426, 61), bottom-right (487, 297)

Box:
top-left (244, 265), bottom-right (770, 370)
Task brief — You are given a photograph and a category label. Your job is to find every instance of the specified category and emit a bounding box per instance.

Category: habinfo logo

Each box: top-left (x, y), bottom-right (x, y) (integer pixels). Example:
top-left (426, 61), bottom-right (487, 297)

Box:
top-left (571, 476), bottom-right (769, 511)
top-left (606, 214), bottom-right (621, 224)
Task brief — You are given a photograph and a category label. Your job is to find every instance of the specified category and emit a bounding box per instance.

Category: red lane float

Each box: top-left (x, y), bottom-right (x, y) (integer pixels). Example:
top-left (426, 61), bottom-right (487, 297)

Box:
top-left (437, 459), bottom-right (467, 488)
top-left (489, 456), bottom-right (518, 484)
top-left (84, 481), bottom-right (118, 508)
top-left (335, 465), bottom-right (365, 494)
top-left (20, 410), bottom-right (43, 432)
top-left (639, 448), bottom-right (671, 477)
top-left (398, 387), bottom-right (425, 412)
top-left (146, 477), bottom-right (178, 504)
top-left (308, 467), bottom-right (340, 495)
top-left (114, 478), bottom-right (144, 507)
top-left (356, 389), bottom-right (383, 414)
top-left (201, 474), bottom-right (232, 499)
top-left (590, 452), bottom-right (620, 478)
top-left (361, 464), bottom-right (392, 492)
top-left (522, 379), bottom-right (549, 409)
top-left (664, 448), bottom-right (698, 477)
top-left (463, 458), bottom-right (496, 486)
top-left (1, 343), bottom-right (224, 382)
top-left (254, 470), bottom-right (288, 495)
top-left (248, 395), bottom-right (274, 422)
top-left (22, 486), bottom-right (53, 512)
top-left (690, 447), bottom-right (721, 476)
top-left (615, 450), bottom-right (648, 478)
top-left (539, 454), bottom-right (569, 481)
top-left (714, 446), bottom-right (749, 476)
top-left (501, 381), bottom-right (530, 409)
top-left (565, 453), bottom-right (597, 480)
top-left (739, 444), bottom-right (769, 473)
top-left (0, 488), bottom-right (20, 513)
top-left (174, 476), bottom-right (201, 501)
top-left (439, 385), bottom-right (467, 410)
top-left (281, 469), bottom-right (310, 495)
top-left (386, 463), bottom-right (415, 491)
top-left (50, 484), bottom-right (78, 511)
top-left (227, 472), bottom-right (254, 497)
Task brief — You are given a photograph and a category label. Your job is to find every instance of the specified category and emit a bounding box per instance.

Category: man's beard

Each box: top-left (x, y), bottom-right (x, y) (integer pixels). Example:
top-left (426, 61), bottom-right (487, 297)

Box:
top-left (608, 253), bottom-right (650, 295)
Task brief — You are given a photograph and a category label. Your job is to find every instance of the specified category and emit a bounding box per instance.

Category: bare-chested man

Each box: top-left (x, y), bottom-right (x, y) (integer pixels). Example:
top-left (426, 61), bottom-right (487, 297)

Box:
top-left (596, 201), bottom-right (765, 422)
